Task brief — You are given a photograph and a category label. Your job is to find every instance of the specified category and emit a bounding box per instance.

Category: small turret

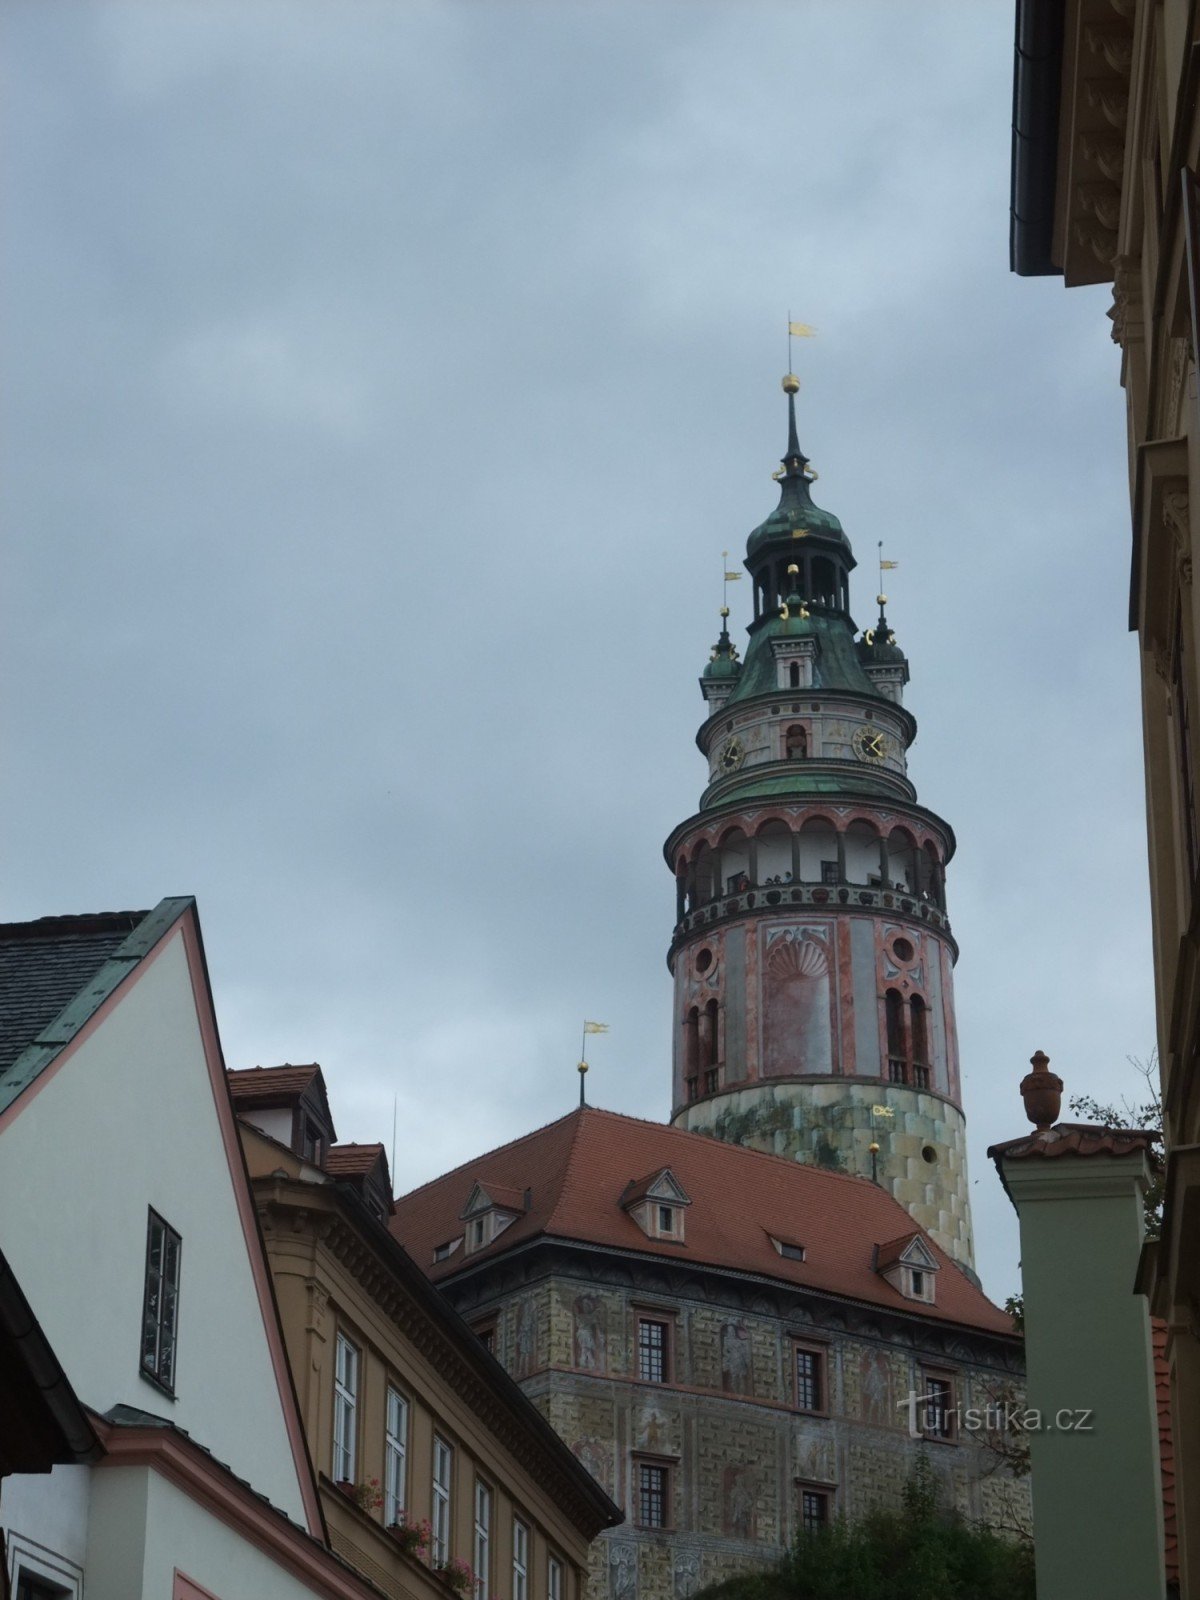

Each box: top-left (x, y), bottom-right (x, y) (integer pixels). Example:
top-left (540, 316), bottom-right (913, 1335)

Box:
top-left (700, 608), bottom-right (741, 711)
top-left (857, 593), bottom-right (910, 705)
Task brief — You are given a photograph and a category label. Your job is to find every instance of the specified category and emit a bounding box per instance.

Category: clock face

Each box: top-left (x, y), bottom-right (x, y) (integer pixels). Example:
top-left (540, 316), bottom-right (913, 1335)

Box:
top-left (853, 726), bottom-right (887, 764)
top-left (718, 737), bottom-right (745, 774)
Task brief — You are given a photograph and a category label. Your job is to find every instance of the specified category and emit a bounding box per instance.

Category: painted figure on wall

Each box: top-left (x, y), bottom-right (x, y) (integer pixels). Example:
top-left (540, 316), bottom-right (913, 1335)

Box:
top-left (763, 929), bottom-right (833, 1077)
top-left (720, 1319), bottom-right (753, 1394)
top-left (610, 1542), bottom-right (637, 1600)
top-left (723, 1463), bottom-right (758, 1540)
top-left (673, 1550), bottom-right (702, 1599)
top-left (860, 1348), bottom-right (891, 1425)
top-left (514, 1297), bottom-right (537, 1378)
top-left (573, 1293), bottom-right (608, 1371)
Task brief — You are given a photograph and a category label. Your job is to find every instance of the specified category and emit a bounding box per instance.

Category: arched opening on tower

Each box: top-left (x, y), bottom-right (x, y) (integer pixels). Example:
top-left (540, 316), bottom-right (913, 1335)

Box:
top-left (691, 843), bottom-right (719, 907)
top-left (919, 841), bottom-right (944, 909)
top-left (683, 1006), bottom-right (700, 1093)
top-left (784, 724), bottom-right (807, 759)
top-left (844, 819), bottom-right (881, 885)
top-left (718, 827), bottom-right (751, 895)
top-left (788, 661), bottom-right (801, 689)
top-left (704, 998), bottom-right (720, 1070)
top-left (885, 988), bottom-right (906, 1083)
top-left (910, 995), bottom-right (929, 1089)
top-left (755, 819), bottom-right (791, 884)
top-left (885, 827), bottom-right (918, 894)
top-left (798, 817), bottom-right (839, 885)
top-left (811, 557), bottom-right (836, 608)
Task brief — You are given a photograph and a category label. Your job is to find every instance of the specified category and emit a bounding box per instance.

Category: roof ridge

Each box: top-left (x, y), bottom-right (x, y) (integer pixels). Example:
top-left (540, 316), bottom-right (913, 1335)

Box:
top-left (394, 1107), bottom-right (583, 1203)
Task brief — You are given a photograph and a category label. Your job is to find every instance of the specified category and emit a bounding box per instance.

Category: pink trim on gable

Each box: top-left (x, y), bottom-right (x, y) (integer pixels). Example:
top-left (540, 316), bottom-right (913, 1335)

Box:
top-left (95, 1419), bottom-right (377, 1600)
top-left (176, 909), bottom-right (325, 1538)
top-left (175, 1572), bottom-right (225, 1600)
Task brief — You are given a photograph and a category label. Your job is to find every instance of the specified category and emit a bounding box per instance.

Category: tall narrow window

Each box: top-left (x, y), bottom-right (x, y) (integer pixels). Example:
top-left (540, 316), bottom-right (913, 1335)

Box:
top-left (705, 998), bottom-right (720, 1066)
top-left (474, 1479), bottom-right (492, 1600)
top-left (385, 1386), bottom-right (408, 1525)
top-left (785, 723), bottom-right (807, 758)
top-left (638, 1318), bottom-right (669, 1383)
top-left (788, 661), bottom-right (801, 689)
top-left (141, 1209), bottom-right (182, 1393)
top-left (512, 1518), bottom-right (529, 1600)
top-left (799, 1487), bottom-right (830, 1533)
top-left (910, 995), bottom-right (928, 1067)
top-left (432, 1436), bottom-right (453, 1566)
top-left (333, 1332), bottom-right (359, 1483)
top-left (921, 1374), bottom-right (954, 1440)
top-left (548, 1555), bottom-right (564, 1600)
top-left (637, 1463), bottom-right (669, 1528)
top-left (794, 1346), bottom-right (824, 1413)
top-left (884, 988), bottom-right (905, 1081)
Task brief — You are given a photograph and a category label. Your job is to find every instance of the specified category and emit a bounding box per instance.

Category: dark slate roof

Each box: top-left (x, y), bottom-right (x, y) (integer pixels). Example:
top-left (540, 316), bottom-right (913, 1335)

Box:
top-left (0, 899), bottom-right (194, 1117)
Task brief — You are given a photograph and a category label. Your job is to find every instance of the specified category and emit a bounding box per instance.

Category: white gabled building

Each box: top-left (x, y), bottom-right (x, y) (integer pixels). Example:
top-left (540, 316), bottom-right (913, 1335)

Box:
top-left (0, 897), bottom-right (380, 1600)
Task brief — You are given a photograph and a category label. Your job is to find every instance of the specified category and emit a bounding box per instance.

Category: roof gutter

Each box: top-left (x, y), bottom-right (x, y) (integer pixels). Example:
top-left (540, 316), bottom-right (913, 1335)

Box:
top-left (1011, 0), bottom-right (1066, 276)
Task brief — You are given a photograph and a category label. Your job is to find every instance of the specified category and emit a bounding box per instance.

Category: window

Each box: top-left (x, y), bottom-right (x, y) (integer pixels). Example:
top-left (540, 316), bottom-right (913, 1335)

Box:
top-left (17, 1577), bottom-right (67, 1600)
top-left (548, 1556), bottom-right (564, 1600)
top-left (788, 662), bottom-right (801, 690)
top-left (637, 1462), bottom-right (670, 1528)
top-left (432, 1436), bottom-right (453, 1565)
top-left (799, 1486), bottom-right (830, 1534)
top-left (922, 1374), bottom-right (955, 1440)
top-left (911, 1270), bottom-right (925, 1298)
top-left (475, 1321), bottom-right (497, 1354)
top-left (140, 1209), bottom-right (181, 1394)
top-left (685, 1075), bottom-right (698, 1102)
top-left (333, 1332), bottom-right (359, 1482)
top-left (471, 1216), bottom-right (487, 1250)
top-left (638, 1318), bottom-right (669, 1383)
top-left (433, 1238), bottom-right (461, 1263)
top-left (385, 1386), bottom-right (408, 1525)
top-left (704, 1068), bottom-right (718, 1094)
top-left (793, 1345), bottom-right (824, 1413)
top-left (658, 1205), bottom-right (674, 1234)
top-left (888, 1058), bottom-right (907, 1084)
top-left (912, 1064), bottom-right (930, 1090)
top-left (301, 1118), bottom-right (323, 1163)
top-left (512, 1518), bottom-right (529, 1600)
top-left (785, 722), bottom-right (807, 757)
top-left (821, 860), bottom-right (839, 885)
top-left (474, 1480), bottom-right (492, 1600)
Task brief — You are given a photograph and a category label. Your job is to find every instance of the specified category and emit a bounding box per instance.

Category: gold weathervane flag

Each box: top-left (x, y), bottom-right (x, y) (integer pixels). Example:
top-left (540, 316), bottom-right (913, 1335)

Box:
top-left (724, 570), bottom-right (743, 581)
top-left (880, 559), bottom-right (899, 571)
top-left (583, 1021), bottom-right (610, 1035)
top-left (788, 321), bottom-right (817, 337)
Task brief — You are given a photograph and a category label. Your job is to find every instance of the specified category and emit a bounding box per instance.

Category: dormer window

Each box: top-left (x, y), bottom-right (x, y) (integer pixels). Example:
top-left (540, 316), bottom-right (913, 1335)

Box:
top-left (433, 1237), bottom-right (462, 1264)
top-left (876, 1232), bottom-right (939, 1304)
top-left (620, 1168), bottom-right (691, 1243)
top-left (460, 1180), bottom-right (526, 1256)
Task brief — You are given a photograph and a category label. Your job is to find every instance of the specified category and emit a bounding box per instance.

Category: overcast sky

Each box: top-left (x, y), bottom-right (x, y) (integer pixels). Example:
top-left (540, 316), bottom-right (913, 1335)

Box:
top-left (2, 2), bottom-right (1148, 1302)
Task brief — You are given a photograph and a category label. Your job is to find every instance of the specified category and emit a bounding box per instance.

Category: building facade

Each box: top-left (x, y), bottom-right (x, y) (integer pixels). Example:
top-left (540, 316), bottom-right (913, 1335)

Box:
top-left (1010, 1), bottom-right (1199, 1590)
top-left (391, 1107), bottom-right (1027, 1600)
top-left (232, 1066), bottom-right (619, 1600)
top-left (666, 378), bottom-right (973, 1270)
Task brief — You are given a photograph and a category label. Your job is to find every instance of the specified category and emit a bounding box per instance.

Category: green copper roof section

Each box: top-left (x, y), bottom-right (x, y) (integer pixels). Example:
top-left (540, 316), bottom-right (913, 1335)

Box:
top-left (712, 771), bottom-right (901, 801)
top-left (725, 608), bottom-right (877, 705)
top-left (746, 379), bottom-right (847, 557)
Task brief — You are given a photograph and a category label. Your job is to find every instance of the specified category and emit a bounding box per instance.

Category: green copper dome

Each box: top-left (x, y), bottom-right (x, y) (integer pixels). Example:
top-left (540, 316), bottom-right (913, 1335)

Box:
top-left (746, 380), bottom-right (847, 556)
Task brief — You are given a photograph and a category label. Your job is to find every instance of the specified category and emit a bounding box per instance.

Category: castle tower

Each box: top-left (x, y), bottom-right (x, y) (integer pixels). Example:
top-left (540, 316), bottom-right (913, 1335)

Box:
top-left (666, 376), bottom-right (975, 1270)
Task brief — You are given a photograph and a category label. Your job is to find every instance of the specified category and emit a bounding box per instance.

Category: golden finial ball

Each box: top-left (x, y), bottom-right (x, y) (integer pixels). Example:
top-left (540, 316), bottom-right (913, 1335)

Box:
top-left (868, 1141), bottom-right (880, 1154)
top-left (787, 563), bottom-right (799, 576)
top-left (877, 594), bottom-right (887, 607)
top-left (720, 605), bottom-right (730, 618)
top-left (781, 373), bottom-right (800, 394)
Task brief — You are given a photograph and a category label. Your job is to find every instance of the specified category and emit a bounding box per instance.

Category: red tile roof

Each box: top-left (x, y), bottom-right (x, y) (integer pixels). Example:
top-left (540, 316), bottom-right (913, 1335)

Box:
top-left (464, 1181), bottom-right (528, 1216)
top-left (875, 1232), bottom-right (925, 1272)
top-left (1152, 1318), bottom-right (1178, 1586)
top-left (227, 1063), bottom-right (323, 1105)
top-left (324, 1142), bottom-right (388, 1178)
top-left (392, 1107), bottom-right (1015, 1336)
top-left (987, 1123), bottom-right (1158, 1162)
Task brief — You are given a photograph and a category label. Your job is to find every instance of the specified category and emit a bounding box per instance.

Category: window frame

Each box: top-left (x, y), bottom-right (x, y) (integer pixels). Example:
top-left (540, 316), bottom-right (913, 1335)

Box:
top-left (634, 1457), bottom-right (673, 1530)
top-left (797, 1482), bottom-right (832, 1535)
top-left (920, 1370), bottom-right (956, 1442)
top-left (636, 1316), bottom-right (670, 1384)
top-left (140, 1208), bottom-right (182, 1396)
top-left (431, 1434), bottom-right (453, 1566)
top-left (512, 1515), bottom-right (530, 1600)
top-left (333, 1330), bottom-right (360, 1484)
top-left (474, 1477), bottom-right (492, 1600)
top-left (548, 1554), bottom-right (564, 1600)
top-left (384, 1383), bottom-right (409, 1526)
top-left (791, 1340), bottom-right (827, 1415)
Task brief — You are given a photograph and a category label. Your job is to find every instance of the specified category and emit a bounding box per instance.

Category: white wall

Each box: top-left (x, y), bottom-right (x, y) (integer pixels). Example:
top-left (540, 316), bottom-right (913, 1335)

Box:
top-left (240, 1106), bottom-right (294, 1145)
top-left (88, 1467), bottom-right (334, 1600)
top-left (2, 1465), bottom-right (90, 1596)
top-left (0, 927), bottom-right (309, 1525)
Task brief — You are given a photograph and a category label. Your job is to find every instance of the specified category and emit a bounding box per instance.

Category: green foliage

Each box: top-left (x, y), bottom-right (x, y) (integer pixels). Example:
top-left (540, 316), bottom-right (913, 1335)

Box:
top-left (694, 1459), bottom-right (1034, 1600)
top-left (1067, 1051), bottom-right (1164, 1240)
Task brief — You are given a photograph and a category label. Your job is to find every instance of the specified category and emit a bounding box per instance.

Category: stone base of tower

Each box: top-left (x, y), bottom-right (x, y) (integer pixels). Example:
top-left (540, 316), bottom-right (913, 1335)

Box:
top-left (672, 1081), bottom-right (975, 1273)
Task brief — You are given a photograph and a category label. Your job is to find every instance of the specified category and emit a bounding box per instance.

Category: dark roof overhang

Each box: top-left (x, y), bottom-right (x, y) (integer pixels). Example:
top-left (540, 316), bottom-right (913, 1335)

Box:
top-left (1010, 0), bottom-right (1066, 276)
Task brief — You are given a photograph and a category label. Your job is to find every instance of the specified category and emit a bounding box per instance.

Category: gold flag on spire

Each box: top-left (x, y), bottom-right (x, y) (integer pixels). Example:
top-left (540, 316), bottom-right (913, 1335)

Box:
top-left (788, 321), bottom-right (817, 337)
top-left (880, 559), bottom-right (899, 570)
top-left (583, 1021), bottom-right (609, 1035)
top-left (724, 570), bottom-right (743, 581)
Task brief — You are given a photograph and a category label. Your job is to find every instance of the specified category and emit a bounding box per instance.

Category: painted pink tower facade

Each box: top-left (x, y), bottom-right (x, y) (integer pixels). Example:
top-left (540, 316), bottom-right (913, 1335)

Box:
top-left (665, 377), bottom-right (975, 1271)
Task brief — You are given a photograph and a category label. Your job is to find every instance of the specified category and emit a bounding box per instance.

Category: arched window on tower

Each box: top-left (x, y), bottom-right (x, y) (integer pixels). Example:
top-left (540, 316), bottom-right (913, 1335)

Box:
top-left (910, 996), bottom-right (929, 1089)
top-left (683, 1007), bottom-right (700, 1100)
top-left (788, 661), bottom-right (801, 689)
top-left (885, 989), bottom-right (906, 1084)
top-left (705, 998), bottom-right (719, 1067)
top-left (785, 724), bottom-right (808, 760)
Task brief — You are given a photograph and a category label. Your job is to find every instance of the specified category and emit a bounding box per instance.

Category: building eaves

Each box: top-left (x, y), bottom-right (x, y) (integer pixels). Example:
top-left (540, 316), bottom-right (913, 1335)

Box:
top-left (1010, 0), bottom-right (1065, 275)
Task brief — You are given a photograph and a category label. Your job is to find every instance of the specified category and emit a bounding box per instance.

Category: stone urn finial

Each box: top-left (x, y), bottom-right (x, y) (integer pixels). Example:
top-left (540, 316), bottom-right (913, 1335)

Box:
top-left (1019, 1050), bottom-right (1063, 1131)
